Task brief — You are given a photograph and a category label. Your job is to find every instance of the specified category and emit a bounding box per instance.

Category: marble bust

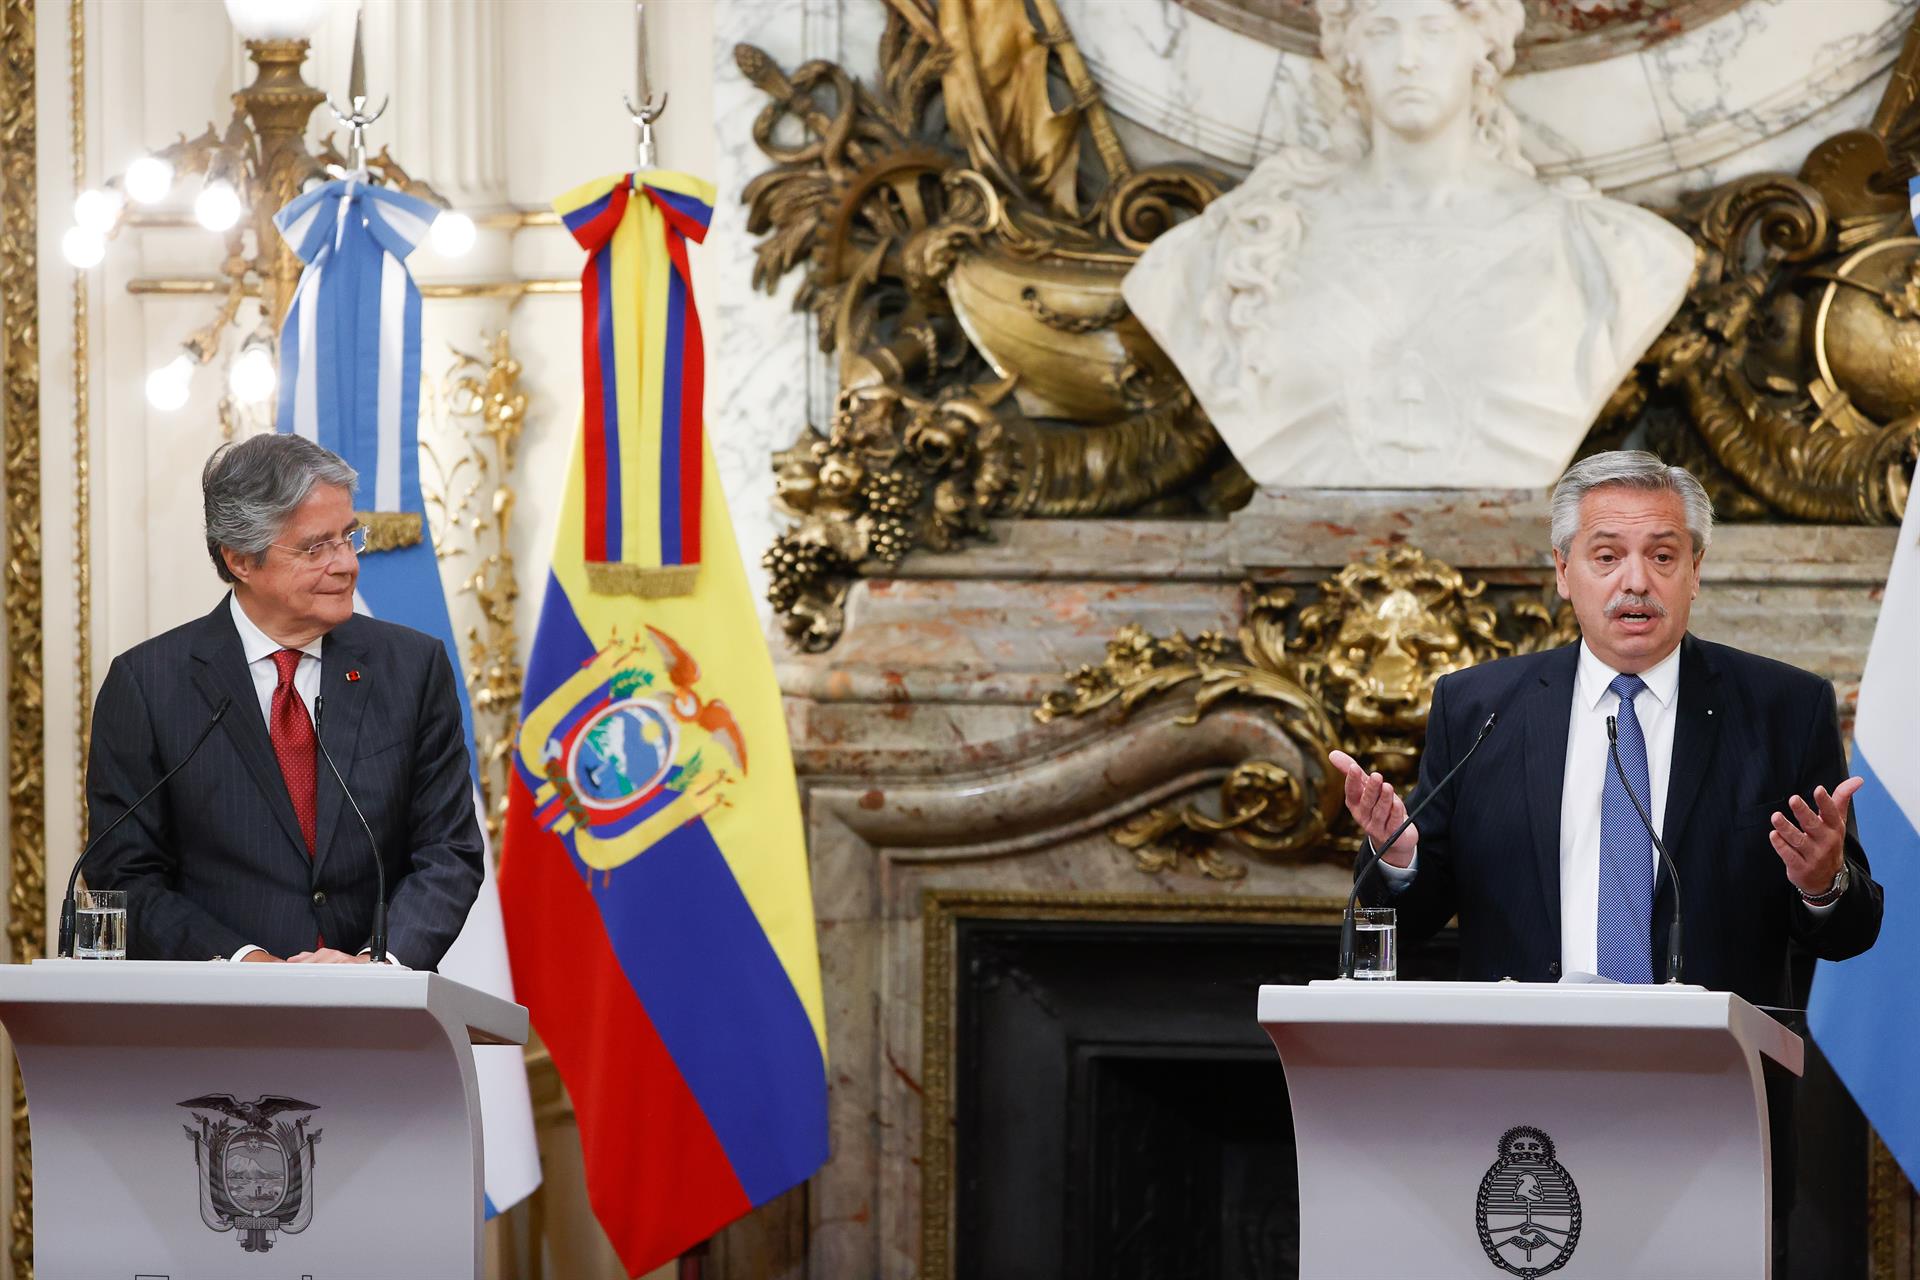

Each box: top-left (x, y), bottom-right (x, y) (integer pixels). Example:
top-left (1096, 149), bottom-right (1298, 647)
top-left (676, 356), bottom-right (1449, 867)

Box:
top-left (1121, 0), bottom-right (1696, 490)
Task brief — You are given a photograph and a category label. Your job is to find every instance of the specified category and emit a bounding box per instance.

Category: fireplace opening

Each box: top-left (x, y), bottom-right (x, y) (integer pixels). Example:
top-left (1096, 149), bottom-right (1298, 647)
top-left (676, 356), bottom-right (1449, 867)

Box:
top-left (941, 906), bottom-right (1866, 1280)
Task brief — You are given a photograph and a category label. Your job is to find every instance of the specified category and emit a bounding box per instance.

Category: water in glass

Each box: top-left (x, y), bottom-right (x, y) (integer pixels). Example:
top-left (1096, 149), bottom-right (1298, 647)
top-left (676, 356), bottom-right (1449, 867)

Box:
top-left (75, 889), bottom-right (127, 960)
top-left (1351, 907), bottom-right (1396, 980)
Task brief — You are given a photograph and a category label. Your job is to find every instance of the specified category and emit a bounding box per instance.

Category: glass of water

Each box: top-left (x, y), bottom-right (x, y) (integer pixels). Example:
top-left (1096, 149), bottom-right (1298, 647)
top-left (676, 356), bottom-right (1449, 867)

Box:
top-left (74, 887), bottom-right (127, 960)
top-left (1351, 906), bottom-right (1397, 980)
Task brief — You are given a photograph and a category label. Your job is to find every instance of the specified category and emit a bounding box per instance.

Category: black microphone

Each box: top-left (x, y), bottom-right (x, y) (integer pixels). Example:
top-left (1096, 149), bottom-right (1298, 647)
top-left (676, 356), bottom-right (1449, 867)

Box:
top-left (312, 695), bottom-right (390, 964)
top-left (1338, 711), bottom-right (1498, 978)
top-left (61, 697), bottom-right (233, 958)
top-left (1607, 714), bottom-right (1684, 984)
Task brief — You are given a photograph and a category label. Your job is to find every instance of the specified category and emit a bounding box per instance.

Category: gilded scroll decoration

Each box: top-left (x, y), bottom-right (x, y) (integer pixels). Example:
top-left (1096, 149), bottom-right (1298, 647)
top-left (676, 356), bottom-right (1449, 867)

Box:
top-left (1038, 548), bottom-right (1577, 879)
top-left (741, 0), bottom-right (1230, 651)
top-left (424, 332), bottom-right (528, 841)
top-left (741, 2), bottom-right (1920, 653)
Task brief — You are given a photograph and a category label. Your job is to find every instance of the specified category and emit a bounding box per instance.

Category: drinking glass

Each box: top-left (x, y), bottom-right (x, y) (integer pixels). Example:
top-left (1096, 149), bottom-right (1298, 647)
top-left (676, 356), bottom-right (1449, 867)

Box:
top-left (74, 887), bottom-right (127, 960)
top-left (1350, 906), bottom-right (1396, 980)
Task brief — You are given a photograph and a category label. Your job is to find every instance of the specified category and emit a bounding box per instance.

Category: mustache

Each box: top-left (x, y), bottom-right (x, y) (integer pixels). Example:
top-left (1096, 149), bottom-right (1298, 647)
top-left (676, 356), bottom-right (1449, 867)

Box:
top-left (1604, 593), bottom-right (1667, 619)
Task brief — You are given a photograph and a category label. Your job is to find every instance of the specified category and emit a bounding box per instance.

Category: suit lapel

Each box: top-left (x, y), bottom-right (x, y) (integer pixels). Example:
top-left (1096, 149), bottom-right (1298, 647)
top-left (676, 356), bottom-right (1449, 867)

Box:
top-left (1661, 634), bottom-right (1720, 886)
top-left (189, 597), bottom-right (311, 866)
top-left (312, 617), bottom-right (371, 878)
top-left (1521, 643), bottom-right (1580, 939)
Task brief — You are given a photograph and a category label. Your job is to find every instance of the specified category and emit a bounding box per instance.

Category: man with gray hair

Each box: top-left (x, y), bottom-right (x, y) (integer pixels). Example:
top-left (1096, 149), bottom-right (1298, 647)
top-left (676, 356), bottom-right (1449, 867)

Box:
top-left (86, 433), bottom-right (482, 967)
top-left (1331, 449), bottom-right (1881, 994)
top-left (1329, 449), bottom-right (1882, 1263)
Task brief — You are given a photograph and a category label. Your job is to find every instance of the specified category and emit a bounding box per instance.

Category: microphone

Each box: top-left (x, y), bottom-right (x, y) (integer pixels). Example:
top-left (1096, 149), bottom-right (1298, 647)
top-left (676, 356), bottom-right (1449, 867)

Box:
top-left (61, 697), bottom-right (233, 958)
top-left (1338, 711), bottom-right (1498, 978)
top-left (1607, 714), bottom-right (1684, 984)
top-left (312, 695), bottom-right (389, 964)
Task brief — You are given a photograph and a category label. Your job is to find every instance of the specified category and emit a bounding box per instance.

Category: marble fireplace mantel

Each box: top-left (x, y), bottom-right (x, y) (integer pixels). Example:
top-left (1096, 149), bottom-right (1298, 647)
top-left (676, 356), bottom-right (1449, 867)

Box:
top-left (774, 500), bottom-right (1896, 1276)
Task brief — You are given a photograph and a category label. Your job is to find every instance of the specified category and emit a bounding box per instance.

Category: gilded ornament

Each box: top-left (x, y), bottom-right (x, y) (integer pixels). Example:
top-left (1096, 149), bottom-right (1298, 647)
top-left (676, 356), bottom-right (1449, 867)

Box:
top-left (1038, 548), bottom-right (1577, 878)
top-left (425, 332), bottom-right (528, 843)
top-left (742, 2), bottom-right (1920, 653)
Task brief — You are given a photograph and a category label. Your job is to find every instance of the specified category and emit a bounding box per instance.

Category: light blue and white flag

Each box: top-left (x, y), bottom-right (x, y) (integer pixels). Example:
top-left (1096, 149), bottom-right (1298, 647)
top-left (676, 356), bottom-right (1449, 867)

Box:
top-left (274, 177), bottom-right (542, 1216)
top-left (1808, 477), bottom-right (1920, 1185)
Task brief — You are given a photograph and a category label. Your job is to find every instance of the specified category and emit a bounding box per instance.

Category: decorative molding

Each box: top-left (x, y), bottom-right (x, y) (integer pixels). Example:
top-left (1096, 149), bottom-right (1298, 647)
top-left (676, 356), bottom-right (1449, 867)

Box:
top-left (917, 889), bottom-right (1344, 1280)
top-left (2, 0), bottom-right (41, 1274)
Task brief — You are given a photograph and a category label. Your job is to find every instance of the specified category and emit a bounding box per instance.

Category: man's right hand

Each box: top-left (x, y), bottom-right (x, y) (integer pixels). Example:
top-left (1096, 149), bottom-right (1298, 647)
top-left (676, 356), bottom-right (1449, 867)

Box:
top-left (1328, 750), bottom-right (1418, 867)
top-left (240, 950), bottom-right (284, 963)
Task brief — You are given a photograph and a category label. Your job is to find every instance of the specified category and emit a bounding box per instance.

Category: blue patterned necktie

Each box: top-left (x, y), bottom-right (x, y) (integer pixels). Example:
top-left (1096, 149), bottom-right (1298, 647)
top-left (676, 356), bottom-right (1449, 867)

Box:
top-left (1597, 673), bottom-right (1655, 983)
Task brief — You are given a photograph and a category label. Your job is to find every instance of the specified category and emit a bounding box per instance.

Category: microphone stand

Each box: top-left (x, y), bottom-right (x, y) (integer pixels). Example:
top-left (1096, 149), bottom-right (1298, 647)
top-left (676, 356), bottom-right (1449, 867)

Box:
top-left (1606, 715), bottom-right (1685, 984)
top-left (60, 698), bottom-right (232, 958)
top-left (1338, 712), bottom-right (1498, 978)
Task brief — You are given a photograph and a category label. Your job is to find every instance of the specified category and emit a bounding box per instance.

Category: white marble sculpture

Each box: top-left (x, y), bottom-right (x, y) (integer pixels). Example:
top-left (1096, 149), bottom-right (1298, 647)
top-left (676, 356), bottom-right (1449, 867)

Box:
top-left (1121, 0), bottom-right (1696, 490)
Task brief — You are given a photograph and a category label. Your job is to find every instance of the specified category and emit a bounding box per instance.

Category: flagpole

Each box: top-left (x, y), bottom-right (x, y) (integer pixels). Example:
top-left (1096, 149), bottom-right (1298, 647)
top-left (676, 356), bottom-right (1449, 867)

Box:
top-left (623, 1), bottom-right (667, 169)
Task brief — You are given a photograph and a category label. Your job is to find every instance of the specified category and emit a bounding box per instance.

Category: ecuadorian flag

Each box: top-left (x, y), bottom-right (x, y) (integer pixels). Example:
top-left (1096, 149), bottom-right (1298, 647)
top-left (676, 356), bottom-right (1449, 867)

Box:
top-left (499, 171), bottom-right (828, 1273)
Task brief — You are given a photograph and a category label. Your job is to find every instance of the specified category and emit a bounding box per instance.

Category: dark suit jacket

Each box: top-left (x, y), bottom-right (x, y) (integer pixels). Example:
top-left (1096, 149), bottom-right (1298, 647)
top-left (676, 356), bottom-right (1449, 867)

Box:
top-left (1365, 635), bottom-right (1883, 1007)
top-left (86, 597), bottom-right (483, 967)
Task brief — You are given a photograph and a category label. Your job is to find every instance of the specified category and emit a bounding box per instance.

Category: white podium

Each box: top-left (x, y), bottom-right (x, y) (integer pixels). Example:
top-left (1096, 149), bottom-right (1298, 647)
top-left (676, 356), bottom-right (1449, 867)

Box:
top-left (1258, 980), bottom-right (1802, 1279)
top-left (0, 959), bottom-right (527, 1279)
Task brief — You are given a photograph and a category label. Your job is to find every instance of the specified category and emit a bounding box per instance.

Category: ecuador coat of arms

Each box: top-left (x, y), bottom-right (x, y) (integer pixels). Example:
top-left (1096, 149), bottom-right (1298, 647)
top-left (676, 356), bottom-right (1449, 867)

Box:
top-left (179, 1092), bottom-right (322, 1253)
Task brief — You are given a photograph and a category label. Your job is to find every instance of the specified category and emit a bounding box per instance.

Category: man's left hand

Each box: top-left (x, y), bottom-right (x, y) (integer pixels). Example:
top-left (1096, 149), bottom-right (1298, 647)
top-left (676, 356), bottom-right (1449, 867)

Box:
top-left (1770, 777), bottom-right (1864, 896)
top-left (287, 947), bottom-right (371, 964)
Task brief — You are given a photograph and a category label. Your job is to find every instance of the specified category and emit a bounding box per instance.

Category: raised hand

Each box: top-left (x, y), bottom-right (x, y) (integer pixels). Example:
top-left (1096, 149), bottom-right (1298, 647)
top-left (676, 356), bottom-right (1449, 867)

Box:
top-left (1771, 777), bottom-right (1863, 898)
top-left (1329, 750), bottom-right (1418, 867)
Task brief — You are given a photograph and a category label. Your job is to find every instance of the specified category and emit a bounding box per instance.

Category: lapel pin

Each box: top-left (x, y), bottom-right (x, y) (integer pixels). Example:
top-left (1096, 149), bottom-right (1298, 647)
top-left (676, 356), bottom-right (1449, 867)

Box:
top-left (346, 670), bottom-right (362, 683)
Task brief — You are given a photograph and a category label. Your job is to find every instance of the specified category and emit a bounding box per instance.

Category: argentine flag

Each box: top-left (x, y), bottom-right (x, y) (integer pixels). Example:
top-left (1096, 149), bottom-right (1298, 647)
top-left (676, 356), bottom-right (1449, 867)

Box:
top-left (1809, 483), bottom-right (1920, 1184)
top-left (274, 177), bottom-right (542, 1215)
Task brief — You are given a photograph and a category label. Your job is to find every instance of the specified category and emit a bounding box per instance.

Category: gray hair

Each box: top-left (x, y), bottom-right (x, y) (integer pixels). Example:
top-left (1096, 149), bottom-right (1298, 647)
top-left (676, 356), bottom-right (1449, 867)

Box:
top-left (1548, 450), bottom-right (1713, 559)
top-left (203, 434), bottom-right (358, 582)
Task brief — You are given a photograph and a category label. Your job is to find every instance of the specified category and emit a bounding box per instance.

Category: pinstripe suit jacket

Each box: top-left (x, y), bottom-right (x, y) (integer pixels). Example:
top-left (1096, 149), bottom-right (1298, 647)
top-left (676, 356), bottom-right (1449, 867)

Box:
top-left (85, 596), bottom-right (483, 966)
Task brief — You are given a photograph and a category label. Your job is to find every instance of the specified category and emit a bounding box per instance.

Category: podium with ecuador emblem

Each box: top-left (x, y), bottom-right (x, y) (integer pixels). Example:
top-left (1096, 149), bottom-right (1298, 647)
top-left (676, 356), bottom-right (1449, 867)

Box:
top-left (0, 959), bottom-right (525, 1279)
top-left (1258, 980), bottom-right (1802, 1279)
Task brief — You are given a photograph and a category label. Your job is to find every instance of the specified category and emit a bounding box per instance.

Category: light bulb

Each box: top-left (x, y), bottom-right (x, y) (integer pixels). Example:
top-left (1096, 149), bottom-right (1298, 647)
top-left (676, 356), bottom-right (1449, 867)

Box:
top-left (228, 346), bottom-right (278, 404)
top-left (124, 155), bottom-right (173, 205)
top-left (194, 180), bottom-right (243, 232)
top-left (146, 354), bottom-right (194, 412)
top-left (430, 210), bottom-right (476, 258)
top-left (60, 226), bottom-right (106, 269)
top-left (72, 188), bottom-right (123, 234)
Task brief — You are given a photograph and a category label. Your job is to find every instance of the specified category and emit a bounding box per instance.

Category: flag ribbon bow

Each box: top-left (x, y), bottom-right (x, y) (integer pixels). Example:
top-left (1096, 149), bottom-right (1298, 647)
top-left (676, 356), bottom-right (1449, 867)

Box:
top-left (274, 177), bottom-right (438, 549)
top-left (558, 171), bottom-right (715, 598)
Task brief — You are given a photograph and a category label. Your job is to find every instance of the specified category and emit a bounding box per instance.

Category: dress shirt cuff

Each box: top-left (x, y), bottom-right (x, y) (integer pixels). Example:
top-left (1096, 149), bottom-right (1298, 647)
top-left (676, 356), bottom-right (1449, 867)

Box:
top-left (359, 946), bottom-right (410, 968)
top-left (1800, 897), bottom-right (1838, 920)
top-left (229, 944), bottom-right (263, 963)
top-left (1375, 852), bottom-right (1417, 890)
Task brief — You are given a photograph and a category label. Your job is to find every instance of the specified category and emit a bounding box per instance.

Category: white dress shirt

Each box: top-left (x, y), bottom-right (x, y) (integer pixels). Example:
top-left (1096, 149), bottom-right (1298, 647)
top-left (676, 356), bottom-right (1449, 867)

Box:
top-left (1379, 638), bottom-right (1831, 974)
top-left (1557, 640), bottom-right (1678, 976)
top-left (230, 593), bottom-right (322, 726)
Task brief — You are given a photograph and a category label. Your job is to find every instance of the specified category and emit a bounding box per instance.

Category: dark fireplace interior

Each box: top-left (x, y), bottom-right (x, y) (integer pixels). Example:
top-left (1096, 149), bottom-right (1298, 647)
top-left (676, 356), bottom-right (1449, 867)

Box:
top-left (949, 914), bottom-right (1865, 1280)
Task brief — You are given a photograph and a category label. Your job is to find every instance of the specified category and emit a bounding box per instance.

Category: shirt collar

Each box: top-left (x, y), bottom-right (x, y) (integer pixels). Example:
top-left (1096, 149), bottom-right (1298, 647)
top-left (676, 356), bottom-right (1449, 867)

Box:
top-left (228, 592), bottom-right (323, 665)
top-left (1576, 638), bottom-right (1681, 711)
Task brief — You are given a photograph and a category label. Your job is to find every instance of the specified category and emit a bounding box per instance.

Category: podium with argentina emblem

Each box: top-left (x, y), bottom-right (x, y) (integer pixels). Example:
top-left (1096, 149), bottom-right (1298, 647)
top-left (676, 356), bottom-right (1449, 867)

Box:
top-left (0, 959), bottom-right (525, 1279)
top-left (1258, 981), bottom-right (1803, 1279)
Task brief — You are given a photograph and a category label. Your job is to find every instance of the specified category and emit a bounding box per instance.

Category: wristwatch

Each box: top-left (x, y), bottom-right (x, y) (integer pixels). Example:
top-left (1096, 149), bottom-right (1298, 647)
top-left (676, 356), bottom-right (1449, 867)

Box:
top-left (1800, 860), bottom-right (1850, 907)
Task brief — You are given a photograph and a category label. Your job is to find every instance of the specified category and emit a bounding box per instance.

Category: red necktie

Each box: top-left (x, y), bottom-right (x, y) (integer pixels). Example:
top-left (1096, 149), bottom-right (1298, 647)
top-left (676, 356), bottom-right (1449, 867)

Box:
top-left (269, 648), bottom-right (317, 855)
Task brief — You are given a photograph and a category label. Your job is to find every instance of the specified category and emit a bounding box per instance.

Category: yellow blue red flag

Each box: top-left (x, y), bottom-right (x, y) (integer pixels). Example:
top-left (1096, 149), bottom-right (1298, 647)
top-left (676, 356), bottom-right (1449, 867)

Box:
top-left (499, 171), bottom-right (828, 1273)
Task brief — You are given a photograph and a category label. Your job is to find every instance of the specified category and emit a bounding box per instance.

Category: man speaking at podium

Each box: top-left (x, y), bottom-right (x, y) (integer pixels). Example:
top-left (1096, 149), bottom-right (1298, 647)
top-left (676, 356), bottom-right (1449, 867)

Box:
top-left (85, 434), bottom-right (483, 967)
top-left (1334, 450), bottom-right (1883, 1001)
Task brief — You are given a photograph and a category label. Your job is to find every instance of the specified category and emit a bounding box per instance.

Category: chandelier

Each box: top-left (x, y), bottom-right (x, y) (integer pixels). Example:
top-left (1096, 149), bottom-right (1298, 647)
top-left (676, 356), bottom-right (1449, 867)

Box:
top-left (59, 1), bottom-right (474, 427)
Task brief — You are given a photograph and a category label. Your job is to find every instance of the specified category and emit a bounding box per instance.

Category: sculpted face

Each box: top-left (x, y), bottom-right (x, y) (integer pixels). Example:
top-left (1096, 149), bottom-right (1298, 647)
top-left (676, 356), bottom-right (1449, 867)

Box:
top-left (1553, 487), bottom-right (1701, 674)
top-left (225, 483), bottom-right (360, 644)
top-left (1349, 0), bottom-right (1481, 141)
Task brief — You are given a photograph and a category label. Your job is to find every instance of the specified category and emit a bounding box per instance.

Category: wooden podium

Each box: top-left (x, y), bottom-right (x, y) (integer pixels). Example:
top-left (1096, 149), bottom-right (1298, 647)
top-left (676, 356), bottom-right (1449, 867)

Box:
top-left (1258, 980), bottom-right (1802, 1279)
top-left (0, 959), bottom-right (527, 1279)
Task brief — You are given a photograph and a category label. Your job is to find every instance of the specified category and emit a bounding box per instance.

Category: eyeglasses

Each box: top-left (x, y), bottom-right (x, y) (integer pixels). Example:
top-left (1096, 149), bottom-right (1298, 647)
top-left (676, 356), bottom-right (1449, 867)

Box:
top-left (269, 526), bottom-right (367, 563)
